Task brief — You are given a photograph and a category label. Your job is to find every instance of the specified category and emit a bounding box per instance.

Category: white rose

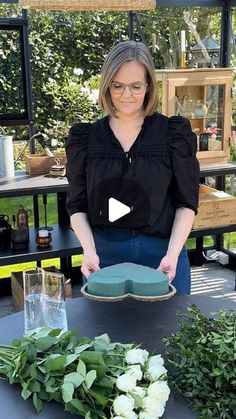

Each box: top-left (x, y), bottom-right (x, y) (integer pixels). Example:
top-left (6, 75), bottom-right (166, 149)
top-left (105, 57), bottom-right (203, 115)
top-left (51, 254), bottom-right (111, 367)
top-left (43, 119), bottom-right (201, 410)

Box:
top-left (128, 365), bottom-right (143, 381)
top-left (148, 355), bottom-right (164, 367)
top-left (112, 416), bottom-right (138, 419)
top-left (139, 413), bottom-right (159, 419)
top-left (146, 365), bottom-right (167, 382)
top-left (147, 381), bottom-right (170, 403)
top-left (116, 373), bottom-right (137, 393)
top-left (113, 395), bottom-right (135, 415)
top-left (143, 396), bottom-right (165, 417)
top-left (125, 348), bottom-right (149, 366)
top-left (133, 386), bottom-right (146, 398)
top-left (124, 412), bottom-right (138, 419)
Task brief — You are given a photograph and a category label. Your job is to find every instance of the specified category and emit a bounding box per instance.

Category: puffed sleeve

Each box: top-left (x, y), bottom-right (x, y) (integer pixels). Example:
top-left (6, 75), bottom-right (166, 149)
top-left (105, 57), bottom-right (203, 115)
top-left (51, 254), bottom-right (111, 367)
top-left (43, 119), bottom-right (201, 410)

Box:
top-left (65, 122), bottom-right (90, 217)
top-left (168, 116), bottom-right (200, 214)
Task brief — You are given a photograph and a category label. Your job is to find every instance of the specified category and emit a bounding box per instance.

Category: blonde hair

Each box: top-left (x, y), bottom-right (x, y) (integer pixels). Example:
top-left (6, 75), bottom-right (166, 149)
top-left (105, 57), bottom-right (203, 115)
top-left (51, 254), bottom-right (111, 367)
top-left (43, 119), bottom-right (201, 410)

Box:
top-left (99, 41), bottom-right (158, 117)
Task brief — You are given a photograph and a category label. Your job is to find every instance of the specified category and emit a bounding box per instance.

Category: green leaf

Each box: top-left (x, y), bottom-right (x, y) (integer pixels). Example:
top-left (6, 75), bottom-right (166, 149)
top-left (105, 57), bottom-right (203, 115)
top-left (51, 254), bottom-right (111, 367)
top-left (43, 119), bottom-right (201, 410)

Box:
top-left (35, 337), bottom-right (57, 352)
top-left (21, 386), bottom-right (32, 400)
top-left (44, 354), bottom-right (67, 372)
top-left (130, 392), bottom-right (143, 409)
top-left (212, 368), bottom-right (222, 376)
top-left (48, 329), bottom-right (62, 337)
top-left (64, 372), bottom-right (84, 388)
top-left (87, 364), bottom-right (106, 380)
top-left (74, 344), bottom-right (92, 354)
top-left (85, 370), bottom-right (97, 389)
top-left (88, 388), bottom-right (108, 407)
top-left (65, 398), bottom-right (90, 415)
top-left (94, 333), bottom-right (110, 344)
top-left (29, 363), bottom-right (37, 379)
top-left (95, 376), bottom-right (115, 389)
top-left (33, 327), bottom-right (51, 339)
top-left (33, 393), bottom-right (43, 414)
top-left (80, 351), bottom-right (105, 366)
top-left (62, 382), bottom-right (74, 403)
top-left (29, 380), bottom-right (41, 393)
top-left (28, 345), bottom-right (37, 363)
top-left (65, 353), bottom-right (80, 366)
top-left (77, 359), bottom-right (86, 377)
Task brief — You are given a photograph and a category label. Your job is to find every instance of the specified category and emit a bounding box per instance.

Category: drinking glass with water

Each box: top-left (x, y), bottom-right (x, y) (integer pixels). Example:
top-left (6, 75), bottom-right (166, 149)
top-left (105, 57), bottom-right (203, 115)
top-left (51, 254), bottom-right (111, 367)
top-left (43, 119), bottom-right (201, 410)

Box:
top-left (23, 268), bottom-right (68, 335)
top-left (23, 268), bottom-right (45, 335)
top-left (42, 270), bottom-right (68, 332)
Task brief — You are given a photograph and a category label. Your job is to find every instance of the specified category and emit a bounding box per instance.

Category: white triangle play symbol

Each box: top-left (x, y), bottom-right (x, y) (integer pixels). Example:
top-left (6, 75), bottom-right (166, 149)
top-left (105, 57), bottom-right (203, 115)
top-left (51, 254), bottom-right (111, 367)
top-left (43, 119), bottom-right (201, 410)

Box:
top-left (108, 197), bottom-right (131, 222)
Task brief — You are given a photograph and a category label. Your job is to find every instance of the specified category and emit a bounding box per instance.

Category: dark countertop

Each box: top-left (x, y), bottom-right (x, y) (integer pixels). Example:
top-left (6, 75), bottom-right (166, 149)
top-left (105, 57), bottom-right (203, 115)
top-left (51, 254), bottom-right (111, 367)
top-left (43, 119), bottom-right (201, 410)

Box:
top-left (0, 294), bottom-right (235, 419)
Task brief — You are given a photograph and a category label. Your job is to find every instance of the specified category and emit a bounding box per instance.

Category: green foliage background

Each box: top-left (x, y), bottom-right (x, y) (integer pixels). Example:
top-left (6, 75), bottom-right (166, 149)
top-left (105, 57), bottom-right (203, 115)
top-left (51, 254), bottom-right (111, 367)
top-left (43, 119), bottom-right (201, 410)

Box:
top-left (0, 5), bottom-right (235, 276)
top-left (0, 4), bottom-right (224, 140)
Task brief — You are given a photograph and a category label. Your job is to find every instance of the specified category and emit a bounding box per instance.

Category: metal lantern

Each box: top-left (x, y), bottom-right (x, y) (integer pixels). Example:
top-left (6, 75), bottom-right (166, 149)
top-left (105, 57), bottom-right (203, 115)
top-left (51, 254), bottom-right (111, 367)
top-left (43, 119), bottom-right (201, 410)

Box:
top-left (19, 0), bottom-right (156, 11)
top-left (190, 36), bottom-right (220, 68)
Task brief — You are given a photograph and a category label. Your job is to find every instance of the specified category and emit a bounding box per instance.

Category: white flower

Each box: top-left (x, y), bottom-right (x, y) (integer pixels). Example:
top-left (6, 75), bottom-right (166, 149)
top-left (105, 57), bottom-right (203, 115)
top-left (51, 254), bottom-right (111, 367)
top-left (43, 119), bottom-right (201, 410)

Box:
top-left (113, 395), bottom-right (135, 415)
top-left (112, 416), bottom-right (138, 419)
top-left (69, 81), bottom-right (77, 87)
top-left (90, 88), bottom-right (99, 103)
top-left (139, 413), bottom-right (159, 419)
top-left (146, 364), bottom-right (167, 382)
top-left (128, 364), bottom-right (143, 381)
top-left (116, 373), bottom-right (137, 393)
top-left (147, 381), bottom-right (170, 403)
top-left (124, 412), bottom-right (138, 419)
top-left (73, 67), bottom-right (83, 76)
top-left (51, 138), bottom-right (58, 147)
top-left (125, 348), bottom-right (149, 366)
top-left (142, 396), bottom-right (165, 417)
top-left (148, 355), bottom-right (164, 368)
top-left (133, 385), bottom-right (146, 398)
top-left (81, 86), bottom-right (91, 95)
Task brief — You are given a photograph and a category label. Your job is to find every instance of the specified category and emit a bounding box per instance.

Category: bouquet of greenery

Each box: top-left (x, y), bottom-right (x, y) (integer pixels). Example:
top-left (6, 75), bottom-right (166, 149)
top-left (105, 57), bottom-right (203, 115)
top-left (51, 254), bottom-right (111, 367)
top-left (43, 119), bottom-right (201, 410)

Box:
top-left (0, 328), bottom-right (170, 419)
top-left (163, 305), bottom-right (236, 419)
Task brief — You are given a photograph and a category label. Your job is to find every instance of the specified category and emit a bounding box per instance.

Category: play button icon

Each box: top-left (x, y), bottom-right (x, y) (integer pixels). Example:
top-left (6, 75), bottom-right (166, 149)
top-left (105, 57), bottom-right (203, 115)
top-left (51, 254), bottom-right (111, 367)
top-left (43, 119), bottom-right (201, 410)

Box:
top-left (108, 197), bottom-right (131, 222)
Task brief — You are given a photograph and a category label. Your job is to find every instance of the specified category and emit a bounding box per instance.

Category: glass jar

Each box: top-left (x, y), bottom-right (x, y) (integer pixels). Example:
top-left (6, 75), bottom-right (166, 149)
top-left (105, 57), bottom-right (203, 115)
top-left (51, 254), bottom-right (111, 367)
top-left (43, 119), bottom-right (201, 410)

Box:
top-left (36, 229), bottom-right (52, 247)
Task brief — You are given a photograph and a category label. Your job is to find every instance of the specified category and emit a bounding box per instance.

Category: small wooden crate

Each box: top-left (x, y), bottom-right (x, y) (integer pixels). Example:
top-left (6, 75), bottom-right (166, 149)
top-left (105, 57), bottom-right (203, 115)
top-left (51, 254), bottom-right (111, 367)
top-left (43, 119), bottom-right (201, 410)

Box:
top-left (193, 184), bottom-right (236, 230)
top-left (25, 152), bottom-right (66, 175)
top-left (11, 266), bottom-right (72, 312)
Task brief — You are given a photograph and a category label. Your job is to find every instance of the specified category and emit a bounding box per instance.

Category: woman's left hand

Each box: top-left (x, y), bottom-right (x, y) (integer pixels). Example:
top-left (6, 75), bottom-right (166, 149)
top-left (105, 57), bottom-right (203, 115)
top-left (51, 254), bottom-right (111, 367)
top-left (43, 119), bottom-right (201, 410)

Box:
top-left (157, 253), bottom-right (178, 282)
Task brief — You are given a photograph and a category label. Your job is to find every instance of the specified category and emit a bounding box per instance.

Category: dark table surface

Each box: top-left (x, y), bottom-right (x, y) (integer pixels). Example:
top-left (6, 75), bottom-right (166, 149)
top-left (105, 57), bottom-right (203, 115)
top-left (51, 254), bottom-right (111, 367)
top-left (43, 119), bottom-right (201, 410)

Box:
top-left (0, 295), bottom-right (235, 419)
top-left (0, 224), bottom-right (82, 266)
top-left (0, 172), bottom-right (68, 198)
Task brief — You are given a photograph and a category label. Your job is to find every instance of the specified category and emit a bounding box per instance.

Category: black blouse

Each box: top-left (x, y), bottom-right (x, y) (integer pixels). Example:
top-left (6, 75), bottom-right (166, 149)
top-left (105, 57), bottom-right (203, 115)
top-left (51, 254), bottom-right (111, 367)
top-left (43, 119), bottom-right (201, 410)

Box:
top-left (66, 112), bottom-right (200, 239)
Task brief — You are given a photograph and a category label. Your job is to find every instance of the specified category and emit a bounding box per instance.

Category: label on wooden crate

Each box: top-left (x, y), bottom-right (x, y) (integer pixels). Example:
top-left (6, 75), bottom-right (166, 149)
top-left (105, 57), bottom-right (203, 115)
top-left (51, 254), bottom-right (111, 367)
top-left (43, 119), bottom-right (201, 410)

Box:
top-left (193, 185), bottom-right (236, 229)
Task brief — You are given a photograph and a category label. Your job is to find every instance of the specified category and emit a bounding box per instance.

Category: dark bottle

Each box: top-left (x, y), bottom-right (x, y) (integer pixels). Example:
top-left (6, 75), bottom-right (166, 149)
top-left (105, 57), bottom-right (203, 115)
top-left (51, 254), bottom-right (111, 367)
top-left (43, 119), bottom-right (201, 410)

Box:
top-left (0, 214), bottom-right (12, 248)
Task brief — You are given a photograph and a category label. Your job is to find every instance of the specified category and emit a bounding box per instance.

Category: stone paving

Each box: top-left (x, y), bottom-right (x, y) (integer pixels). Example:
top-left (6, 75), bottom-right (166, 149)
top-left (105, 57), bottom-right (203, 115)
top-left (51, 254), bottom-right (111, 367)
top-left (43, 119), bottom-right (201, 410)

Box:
top-left (0, 262), bottom-right (235, 319)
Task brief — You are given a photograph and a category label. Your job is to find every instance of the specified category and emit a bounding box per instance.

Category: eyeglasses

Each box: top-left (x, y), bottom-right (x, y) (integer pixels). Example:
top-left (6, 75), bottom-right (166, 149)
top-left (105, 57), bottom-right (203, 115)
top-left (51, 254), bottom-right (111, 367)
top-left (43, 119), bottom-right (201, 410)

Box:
top-left (110, 81), bottom-right (148, 95)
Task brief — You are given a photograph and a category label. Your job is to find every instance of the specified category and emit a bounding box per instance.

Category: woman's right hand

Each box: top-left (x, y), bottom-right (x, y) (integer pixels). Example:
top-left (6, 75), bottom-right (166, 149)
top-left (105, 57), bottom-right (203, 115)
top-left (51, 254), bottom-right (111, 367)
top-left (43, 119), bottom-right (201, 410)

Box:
top-left (81, 249), bottom-right (100, 279)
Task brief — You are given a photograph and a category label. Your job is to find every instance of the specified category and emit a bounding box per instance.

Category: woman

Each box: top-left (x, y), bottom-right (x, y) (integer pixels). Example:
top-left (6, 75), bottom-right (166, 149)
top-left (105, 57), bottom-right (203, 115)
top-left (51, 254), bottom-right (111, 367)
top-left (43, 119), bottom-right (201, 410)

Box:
top-left (66, 41), bottom-right (199, 295)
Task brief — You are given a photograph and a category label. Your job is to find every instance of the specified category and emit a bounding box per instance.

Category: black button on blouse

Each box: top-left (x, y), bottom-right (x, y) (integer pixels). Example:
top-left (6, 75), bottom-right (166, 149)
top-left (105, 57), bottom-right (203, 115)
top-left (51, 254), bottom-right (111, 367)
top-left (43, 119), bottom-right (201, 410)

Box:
top-left (66, 112), bottom-right (200, 239)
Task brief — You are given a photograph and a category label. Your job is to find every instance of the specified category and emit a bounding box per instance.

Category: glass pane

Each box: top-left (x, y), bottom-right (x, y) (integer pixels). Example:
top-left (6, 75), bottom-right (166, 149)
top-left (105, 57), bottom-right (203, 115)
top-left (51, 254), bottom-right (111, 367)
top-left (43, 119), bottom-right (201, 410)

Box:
top-left (175, 84), bottom-right (224, 152)
top-left (0, 28), bottom-right (26, 117)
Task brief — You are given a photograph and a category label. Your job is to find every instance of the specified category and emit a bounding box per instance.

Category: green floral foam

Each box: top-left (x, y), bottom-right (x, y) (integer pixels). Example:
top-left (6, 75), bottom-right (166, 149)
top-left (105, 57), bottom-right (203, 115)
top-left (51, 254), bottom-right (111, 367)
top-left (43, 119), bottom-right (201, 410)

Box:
top-left (87, 263), bottom-right (169, 297)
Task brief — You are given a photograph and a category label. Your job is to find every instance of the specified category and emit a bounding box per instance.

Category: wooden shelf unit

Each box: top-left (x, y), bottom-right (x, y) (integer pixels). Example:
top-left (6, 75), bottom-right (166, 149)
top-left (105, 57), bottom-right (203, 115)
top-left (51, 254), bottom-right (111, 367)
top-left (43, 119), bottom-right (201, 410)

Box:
top-left (155, 68), bottom-right (233, 165)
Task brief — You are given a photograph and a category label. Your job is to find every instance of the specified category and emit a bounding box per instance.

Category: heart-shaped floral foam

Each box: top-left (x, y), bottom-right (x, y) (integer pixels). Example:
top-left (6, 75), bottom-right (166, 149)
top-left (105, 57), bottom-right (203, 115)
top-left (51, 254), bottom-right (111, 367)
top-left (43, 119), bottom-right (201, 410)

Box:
top-left (86, 262), bottom-right (169, 298)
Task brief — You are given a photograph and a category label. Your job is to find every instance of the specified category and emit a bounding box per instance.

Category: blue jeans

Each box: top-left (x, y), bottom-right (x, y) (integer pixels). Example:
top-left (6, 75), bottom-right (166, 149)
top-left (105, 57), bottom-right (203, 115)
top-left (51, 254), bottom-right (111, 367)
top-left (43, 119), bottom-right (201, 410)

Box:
top-left (87, 225), bottom-right (191, 295)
